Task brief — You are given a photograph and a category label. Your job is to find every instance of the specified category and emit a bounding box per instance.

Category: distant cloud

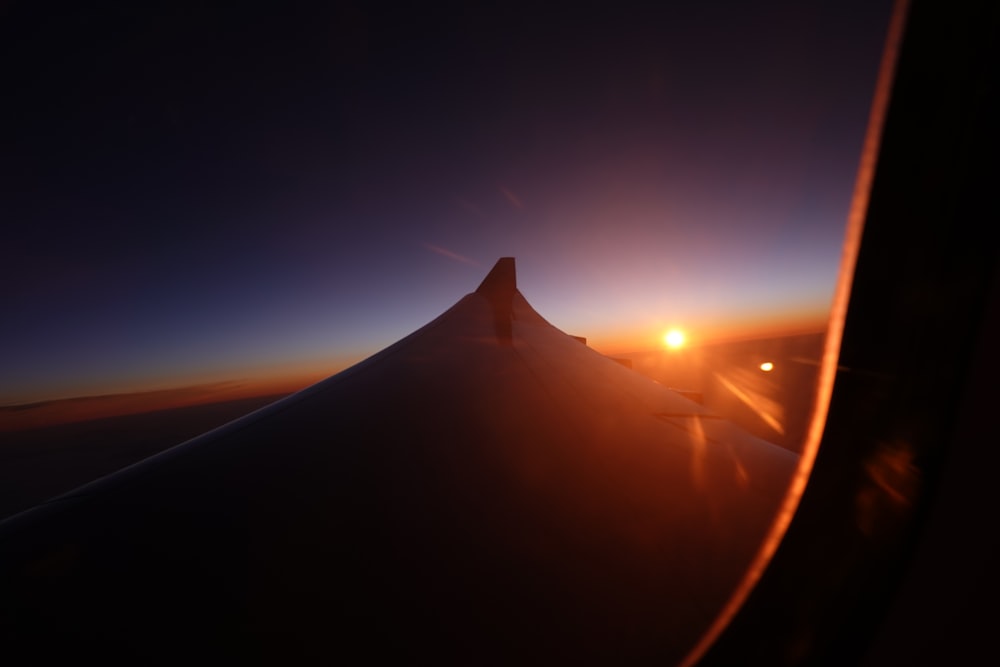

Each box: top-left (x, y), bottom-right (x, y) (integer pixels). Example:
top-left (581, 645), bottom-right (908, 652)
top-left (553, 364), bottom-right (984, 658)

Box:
top-left (0, 381), bottom-right (266, 432)
top-left (499, 186), bottom-right (523, 210)
top-left (453, 197), bottom-right (486, 218)
top-left (422, 243), bottom-right (479, 266)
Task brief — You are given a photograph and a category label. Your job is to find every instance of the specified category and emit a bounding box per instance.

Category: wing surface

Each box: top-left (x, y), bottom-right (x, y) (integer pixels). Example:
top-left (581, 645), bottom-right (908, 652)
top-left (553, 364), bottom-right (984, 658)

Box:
top-left (0, 258), bottom-right (797, 665)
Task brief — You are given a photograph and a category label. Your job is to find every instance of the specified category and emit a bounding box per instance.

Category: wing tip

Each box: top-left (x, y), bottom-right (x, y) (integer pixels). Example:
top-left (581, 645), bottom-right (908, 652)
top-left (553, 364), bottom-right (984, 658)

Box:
top-left (476, 257), bottom-right (517, 297)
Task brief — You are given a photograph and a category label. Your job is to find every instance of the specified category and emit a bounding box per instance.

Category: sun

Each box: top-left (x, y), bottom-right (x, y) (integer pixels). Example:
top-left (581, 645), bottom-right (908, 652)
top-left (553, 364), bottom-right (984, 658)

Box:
top-left (663, 329), bottom-right (686, 349)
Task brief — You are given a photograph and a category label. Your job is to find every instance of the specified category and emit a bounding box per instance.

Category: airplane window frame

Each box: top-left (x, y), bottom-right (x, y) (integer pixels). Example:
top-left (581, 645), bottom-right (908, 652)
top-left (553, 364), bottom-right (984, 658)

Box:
top-left (690, 0), bottom-right (1000, 664)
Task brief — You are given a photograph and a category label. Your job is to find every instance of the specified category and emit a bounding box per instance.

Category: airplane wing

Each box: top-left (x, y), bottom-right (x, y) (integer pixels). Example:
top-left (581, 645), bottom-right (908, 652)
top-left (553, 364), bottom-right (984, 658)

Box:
top-left (0, 258), bottom-right (797, 665)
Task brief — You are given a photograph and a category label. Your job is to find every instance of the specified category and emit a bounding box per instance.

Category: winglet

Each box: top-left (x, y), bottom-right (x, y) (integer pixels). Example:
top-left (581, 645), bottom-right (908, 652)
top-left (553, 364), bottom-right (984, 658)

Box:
top-left (476, 257), bottom-right (517, 297)
top-left (476, 257), bottom-right (517, 344)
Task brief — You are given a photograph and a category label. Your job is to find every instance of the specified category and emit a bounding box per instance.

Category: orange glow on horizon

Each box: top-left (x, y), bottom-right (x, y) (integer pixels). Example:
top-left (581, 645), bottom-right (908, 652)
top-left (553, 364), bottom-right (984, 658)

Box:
top-left (0, 369), bottom-right (338, 433)
top-left (585, 313), bottom-right (829, 358)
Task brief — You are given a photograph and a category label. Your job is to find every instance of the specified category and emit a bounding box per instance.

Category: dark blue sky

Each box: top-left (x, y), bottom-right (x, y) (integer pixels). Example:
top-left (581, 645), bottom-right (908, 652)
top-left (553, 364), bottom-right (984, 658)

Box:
top-left (1, 1), bottom-right (893, 405)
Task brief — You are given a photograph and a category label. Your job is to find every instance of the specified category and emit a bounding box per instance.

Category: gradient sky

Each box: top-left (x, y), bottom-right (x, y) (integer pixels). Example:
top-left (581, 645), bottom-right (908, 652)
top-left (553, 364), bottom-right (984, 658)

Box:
top-left (1, 1), bottom-right (894, 406)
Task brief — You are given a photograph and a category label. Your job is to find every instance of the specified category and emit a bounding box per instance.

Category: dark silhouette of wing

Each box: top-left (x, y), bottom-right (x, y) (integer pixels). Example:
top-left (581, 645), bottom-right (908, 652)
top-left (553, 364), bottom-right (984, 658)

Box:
top-left (0, 258), bottom-right (796, 666)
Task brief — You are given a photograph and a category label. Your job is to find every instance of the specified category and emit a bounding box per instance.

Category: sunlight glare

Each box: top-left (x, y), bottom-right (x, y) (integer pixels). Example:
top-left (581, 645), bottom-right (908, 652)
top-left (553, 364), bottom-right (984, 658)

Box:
top-left (663, 329), bottom-right (686, 349)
